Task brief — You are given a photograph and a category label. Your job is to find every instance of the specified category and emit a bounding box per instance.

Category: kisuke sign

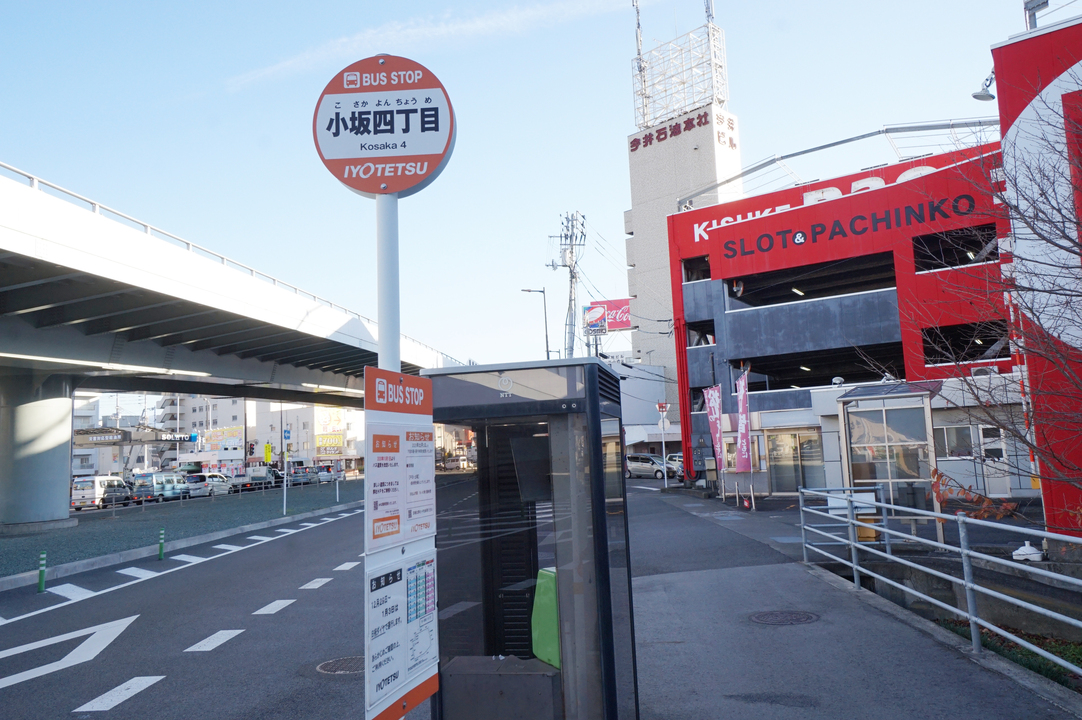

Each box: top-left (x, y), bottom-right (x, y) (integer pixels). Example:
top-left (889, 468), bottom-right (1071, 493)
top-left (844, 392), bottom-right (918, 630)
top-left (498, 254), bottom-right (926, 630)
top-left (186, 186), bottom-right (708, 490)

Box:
top-left (313, 55), bottom-right (456, 198)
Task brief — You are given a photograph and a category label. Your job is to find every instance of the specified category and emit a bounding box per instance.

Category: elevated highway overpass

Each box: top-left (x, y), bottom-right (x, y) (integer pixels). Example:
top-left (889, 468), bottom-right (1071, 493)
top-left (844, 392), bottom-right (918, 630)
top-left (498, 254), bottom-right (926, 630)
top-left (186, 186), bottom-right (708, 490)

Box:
top-left (0, 161), bottom-right (459, 529)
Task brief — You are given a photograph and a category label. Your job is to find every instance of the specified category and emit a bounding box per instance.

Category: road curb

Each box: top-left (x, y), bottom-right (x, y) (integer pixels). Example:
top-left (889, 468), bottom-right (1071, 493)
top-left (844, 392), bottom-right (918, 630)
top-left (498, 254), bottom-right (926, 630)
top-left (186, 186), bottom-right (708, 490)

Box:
top-left (0, 500), bottom-right (365, 593)
top-left (804, 563), bottom-right (1082, 718)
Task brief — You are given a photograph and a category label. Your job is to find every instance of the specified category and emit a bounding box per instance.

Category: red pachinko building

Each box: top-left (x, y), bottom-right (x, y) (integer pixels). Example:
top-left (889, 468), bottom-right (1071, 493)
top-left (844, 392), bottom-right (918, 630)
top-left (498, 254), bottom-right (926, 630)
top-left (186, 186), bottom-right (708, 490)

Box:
top-left (666, 16), bottom-right (1082, 537)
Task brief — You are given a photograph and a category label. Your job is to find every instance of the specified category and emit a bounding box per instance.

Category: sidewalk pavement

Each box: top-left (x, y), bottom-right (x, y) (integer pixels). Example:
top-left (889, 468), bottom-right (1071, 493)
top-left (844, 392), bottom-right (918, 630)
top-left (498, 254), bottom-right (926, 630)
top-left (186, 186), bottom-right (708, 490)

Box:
top-left (626, 482), bottom-right (1082, 720)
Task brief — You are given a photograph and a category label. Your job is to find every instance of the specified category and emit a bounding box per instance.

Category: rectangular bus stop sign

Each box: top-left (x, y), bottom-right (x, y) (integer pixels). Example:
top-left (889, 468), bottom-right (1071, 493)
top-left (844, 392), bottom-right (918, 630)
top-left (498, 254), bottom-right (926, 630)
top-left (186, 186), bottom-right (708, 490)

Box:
top-left (364, 367), bottom-right (438, 720)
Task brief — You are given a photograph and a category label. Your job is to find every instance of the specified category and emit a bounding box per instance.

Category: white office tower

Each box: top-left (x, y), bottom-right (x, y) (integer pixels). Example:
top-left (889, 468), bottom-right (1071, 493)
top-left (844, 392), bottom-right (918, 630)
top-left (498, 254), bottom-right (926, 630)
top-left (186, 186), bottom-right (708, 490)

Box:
top-left (624, 18), bottom-right (742, 444)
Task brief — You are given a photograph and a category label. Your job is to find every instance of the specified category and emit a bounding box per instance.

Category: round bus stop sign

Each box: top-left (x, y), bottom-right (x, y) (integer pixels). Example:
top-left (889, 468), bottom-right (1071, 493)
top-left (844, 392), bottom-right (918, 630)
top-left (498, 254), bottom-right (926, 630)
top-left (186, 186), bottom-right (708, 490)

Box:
top-left (313, 55), bottom-right (456, 199)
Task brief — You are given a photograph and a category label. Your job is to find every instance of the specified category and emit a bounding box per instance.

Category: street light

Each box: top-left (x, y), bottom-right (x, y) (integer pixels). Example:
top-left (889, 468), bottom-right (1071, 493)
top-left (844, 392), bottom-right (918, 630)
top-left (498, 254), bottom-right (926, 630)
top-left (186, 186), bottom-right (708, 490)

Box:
top-left (521, 288), bottom-right (551, 360)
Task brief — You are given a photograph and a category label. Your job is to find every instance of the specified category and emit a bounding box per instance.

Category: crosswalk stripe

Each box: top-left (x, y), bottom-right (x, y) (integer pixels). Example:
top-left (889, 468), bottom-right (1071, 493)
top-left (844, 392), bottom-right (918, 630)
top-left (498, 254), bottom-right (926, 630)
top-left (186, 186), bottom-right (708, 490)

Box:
top-left (300, 578), bottom-right (332, 589)
top-left (184, 630), bottom-right (245, 652)
top-left (253, 600), bottom-right (295, 615)
top-left (116, 567), bottom-right (158, 580)
top-left (73, 676), bottom-right (165, 711)
top-left (47, 583), bottom-right (95, 601)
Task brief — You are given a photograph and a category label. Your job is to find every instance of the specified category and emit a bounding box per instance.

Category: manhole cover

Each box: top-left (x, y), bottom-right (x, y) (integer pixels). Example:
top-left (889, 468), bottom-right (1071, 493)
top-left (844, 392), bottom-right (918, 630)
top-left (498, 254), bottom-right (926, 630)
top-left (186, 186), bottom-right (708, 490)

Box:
top-left (317, 656), bottom-right (366, 674)
top-left (749, 611), bottom-right (820, 625)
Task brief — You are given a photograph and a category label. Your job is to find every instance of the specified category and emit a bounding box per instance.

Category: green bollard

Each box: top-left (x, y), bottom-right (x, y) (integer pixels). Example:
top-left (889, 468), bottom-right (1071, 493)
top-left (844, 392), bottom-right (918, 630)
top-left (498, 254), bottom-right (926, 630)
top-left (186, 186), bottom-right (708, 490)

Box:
top-left (158, 528), bottom-right (165, 560)
top-left (37, 551), bottom-right (46, 593)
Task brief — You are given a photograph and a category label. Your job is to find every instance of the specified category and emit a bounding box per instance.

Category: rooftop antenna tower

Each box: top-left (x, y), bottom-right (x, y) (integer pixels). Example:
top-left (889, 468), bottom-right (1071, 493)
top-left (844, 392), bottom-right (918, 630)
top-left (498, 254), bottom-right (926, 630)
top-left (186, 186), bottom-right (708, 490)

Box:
top-left (547, 212), bottom-right (587, 359)
top-left (631, 0), bottom-right (728, 131)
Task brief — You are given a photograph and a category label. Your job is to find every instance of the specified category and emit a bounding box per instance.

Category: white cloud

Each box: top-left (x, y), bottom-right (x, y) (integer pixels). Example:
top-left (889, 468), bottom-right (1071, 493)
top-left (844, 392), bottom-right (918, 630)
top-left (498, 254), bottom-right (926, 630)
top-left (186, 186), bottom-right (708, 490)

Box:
top-left (228, 1), bottom-right (622, 90)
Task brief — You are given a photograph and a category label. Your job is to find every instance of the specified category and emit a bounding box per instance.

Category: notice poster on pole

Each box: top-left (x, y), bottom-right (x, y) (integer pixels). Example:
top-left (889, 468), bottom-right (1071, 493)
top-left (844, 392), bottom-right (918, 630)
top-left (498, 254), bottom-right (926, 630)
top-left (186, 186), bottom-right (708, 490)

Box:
top-left (364, 367), bottom-right (438, 720)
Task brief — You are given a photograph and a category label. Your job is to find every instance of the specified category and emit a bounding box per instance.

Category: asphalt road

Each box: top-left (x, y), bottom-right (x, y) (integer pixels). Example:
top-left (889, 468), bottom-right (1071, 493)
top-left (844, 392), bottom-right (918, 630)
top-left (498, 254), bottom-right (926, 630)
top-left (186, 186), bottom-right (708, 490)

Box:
top-left (0, 508), bottom-right (369, 719)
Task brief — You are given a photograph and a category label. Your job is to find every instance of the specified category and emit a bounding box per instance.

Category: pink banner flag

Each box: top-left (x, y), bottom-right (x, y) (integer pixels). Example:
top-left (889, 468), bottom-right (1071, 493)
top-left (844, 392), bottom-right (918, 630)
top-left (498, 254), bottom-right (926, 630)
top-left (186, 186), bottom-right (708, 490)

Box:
top-left (735, 370), bottom-right (751, 472)
top-left (703, 385), bottom-right (725, 468)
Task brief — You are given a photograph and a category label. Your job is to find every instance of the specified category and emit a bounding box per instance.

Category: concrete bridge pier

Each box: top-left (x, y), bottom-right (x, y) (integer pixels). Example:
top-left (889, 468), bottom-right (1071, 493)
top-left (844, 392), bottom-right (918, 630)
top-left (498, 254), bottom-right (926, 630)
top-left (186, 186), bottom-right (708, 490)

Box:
top-left (0, 371), bottom-right (77, 532)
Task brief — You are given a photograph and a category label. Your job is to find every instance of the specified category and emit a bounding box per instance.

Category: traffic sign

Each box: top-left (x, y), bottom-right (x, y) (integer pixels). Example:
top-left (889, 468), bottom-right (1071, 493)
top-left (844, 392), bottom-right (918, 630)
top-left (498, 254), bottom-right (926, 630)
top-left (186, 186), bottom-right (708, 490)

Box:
top-left (283, 429), bottom-right (291, 440)
top-left (313, 55), bottom-right (456, 199)
top-left (658, 418), bottom-right (672, 432)
top-left (657, 402), bottom-right (670, 414)
top-left (263, 444), bottom-right (272, 463)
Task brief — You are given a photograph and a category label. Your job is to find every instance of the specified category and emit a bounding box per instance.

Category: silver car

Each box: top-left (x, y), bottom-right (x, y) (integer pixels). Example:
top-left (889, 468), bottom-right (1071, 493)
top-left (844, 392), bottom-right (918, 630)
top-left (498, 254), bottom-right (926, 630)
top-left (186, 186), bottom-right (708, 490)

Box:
top-left (184, 473), bottom-right (232, 497)
top-left (624, 454), bottom-right (678, 480)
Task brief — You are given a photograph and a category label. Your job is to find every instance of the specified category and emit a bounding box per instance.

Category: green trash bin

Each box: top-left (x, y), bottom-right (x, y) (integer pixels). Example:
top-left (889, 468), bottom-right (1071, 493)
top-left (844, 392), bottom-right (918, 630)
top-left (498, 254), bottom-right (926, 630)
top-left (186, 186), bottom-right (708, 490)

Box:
top-left (531, 567), bottom-right (560, 669)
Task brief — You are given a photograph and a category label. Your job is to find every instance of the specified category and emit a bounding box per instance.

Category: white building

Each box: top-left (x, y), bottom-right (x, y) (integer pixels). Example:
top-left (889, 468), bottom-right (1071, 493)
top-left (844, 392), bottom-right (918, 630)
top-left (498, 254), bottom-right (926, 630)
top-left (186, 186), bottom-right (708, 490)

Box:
top-left (246, 400), bottom-right (365, 474)
top-left (623, 20), bottom-right (743, 453)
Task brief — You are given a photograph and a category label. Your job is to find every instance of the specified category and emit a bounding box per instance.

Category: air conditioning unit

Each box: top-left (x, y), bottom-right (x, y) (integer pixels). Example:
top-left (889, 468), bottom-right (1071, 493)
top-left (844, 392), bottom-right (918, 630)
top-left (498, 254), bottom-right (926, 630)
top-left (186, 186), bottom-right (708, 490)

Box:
top-left (972, 366), bottom-right (999, 377)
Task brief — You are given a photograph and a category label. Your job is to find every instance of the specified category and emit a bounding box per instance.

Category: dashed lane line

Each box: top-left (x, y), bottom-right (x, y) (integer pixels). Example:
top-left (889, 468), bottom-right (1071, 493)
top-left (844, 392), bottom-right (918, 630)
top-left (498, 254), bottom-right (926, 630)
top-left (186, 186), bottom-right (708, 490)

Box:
top-left (47, 584), bottom-right (95, 601)
top-left (631, 485), bottom-right (661, 492)
top-left (0, 509), bottom-right (364, 628)
top-left (253, 600), bottom-right (295, 615)
top-left (275, 529), bottom-right (296, 534)
top-left (170, 554), bottom-right (205, 564)
top-left (184, 630), bottom-right (245, 652)
top-left (72, 675), bottom-right (165, 711)
top-left (299, 578), bottom-right (333, 590)
top-left (116, 568), bottom-right (158, 580)
top-left (333, 562), bottom-right (360, 571)
top-left (213, 544), bottom-right (245, 551)
top-left (299, 523), bottom-right (319, 528)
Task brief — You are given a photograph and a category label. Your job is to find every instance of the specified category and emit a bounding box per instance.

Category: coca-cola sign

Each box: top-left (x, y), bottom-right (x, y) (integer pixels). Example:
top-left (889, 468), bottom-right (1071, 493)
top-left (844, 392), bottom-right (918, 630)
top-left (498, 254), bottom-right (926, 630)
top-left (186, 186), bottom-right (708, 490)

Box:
top-left (587, 299), bottom-right (632, 330)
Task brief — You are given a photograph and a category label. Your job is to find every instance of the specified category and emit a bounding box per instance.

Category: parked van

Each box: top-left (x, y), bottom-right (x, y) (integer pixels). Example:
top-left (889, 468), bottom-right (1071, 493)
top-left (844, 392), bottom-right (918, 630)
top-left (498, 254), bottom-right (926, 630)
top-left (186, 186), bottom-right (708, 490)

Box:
top-left (444, 455), bottom-right (469, 471)
top-left (131, 472), bottom-right (190, 503)
top-left (71, 476), bottom-right (131, 510)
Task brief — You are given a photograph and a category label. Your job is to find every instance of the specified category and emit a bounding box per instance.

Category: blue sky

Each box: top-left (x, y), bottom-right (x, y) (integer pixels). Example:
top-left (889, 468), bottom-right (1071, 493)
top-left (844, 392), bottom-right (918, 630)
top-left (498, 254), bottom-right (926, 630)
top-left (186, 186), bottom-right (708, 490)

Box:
top-left (0, 1), bottom-right (1056, 369)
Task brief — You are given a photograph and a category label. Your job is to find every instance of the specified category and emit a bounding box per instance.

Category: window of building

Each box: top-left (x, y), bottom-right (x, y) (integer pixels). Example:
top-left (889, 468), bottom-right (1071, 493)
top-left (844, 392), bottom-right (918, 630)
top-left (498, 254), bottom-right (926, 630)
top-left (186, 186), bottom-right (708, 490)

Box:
top-left (192, 422), bottom-right (197, 429)
top-left (683, 256), bottom-right (710, 283)
top-left (687, 320), bottom-right (715, 347)
top-left (723, 437), bottom-right (761, 471)
top-left (77, 455), bottom-right (93, 467)
top-left (689, 387), bottom-right (706, 413)
top-left (198, 421), bottom-right (204, 427)
top-left (212, 419), bottom-right (218, 426)
top-left (738, 342), bottom-right (905, 392)
top-left (934, 426), bottom-right (974, 458)
top-left (232, 399), bottom-right (238, 405)
top-left (303, 442), bottom-right (310, 450)
top-left (346, 423), bottom-right (353, 431)
top-left (302, 422), bottom-right (309, 430)
top-left (212, 403), bottom-right (218, 411)
top-left (766, 432), bottom-right (823, 491)
top-left (270, 424), bottom-right (276, 432)
top-left (913, 223), bottom-right (998, 273)
top-left (232, 415), bottom-right (238, 421)
top-left (922, 321), bottom-right (1010, 365)
top-left (727, 252), bottom-right (895, 308)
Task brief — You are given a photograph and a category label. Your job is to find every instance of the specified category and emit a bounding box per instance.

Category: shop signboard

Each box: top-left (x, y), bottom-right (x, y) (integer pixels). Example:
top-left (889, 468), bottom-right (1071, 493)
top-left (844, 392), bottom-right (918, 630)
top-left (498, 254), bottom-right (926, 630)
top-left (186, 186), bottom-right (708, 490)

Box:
top-left (583, 305), bottom-right (608, 336)
top-left (587, 298), bottom-right (632, 330)
top-left (735, 370), bottom-right (751, 472)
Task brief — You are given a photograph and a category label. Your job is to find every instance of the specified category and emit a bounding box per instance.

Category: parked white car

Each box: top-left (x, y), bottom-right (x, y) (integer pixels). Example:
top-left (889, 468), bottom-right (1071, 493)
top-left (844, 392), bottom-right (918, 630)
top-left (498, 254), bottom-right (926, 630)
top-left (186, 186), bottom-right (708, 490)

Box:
top-left (184, 473), bottom-right (231, 497)
top-left (624, 454), bottom-right (678, 480)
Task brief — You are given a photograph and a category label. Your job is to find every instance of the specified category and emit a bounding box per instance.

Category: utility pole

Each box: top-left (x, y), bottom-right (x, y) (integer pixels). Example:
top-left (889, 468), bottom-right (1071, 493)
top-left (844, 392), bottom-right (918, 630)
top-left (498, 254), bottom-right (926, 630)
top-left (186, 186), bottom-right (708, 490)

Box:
top-left (547, 212), bottom-right (586, 360)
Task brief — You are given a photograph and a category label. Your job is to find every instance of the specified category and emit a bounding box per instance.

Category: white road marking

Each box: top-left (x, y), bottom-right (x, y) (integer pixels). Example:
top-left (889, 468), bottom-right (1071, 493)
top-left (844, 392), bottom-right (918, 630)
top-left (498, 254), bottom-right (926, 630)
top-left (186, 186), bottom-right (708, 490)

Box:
top-left (47, 584), bottom-right (95, 601)
top-left (275, 529), bottom-right (296, 534)
top-left (247, 535), bottom-right (273, 541)
top-left (213, 544), bottom-right (244, 551)
top-left (116, 567), bottom-right (158, 580)
top-left (184, 630), bottom-right (245, 652)
top-left (299, 522), bottom-right (318, 527)
top-left (253, 600), bottom-right (295, 615)
top-left (333, 562), bottom-right (360, 571)
top-left (438, 601), bottom-right (479, 620)
top-left (170, 554), bottom-right (204, 564)
top-left (300, 578), bottom-right (332, 589)
top-left (0, 616), bottom-right (138, 690)
top-left (631, 485), bottom-right (661, 492)
top-left (72, 675), bottom-right (165, 711)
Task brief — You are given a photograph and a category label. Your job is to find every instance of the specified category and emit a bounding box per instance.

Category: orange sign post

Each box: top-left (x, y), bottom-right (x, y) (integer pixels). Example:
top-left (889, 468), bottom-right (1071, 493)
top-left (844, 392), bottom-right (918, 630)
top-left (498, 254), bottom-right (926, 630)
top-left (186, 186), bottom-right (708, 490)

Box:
top-left (363, 367), bottom-right (438, 720)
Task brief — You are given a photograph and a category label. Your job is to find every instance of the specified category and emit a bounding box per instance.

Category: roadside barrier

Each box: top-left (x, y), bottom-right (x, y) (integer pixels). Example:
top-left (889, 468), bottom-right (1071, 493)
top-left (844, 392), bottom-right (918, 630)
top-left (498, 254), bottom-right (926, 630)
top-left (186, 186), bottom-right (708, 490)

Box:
top-left (37, 551), bottom-right (46, 593)
top-left (799, 486), bottom-right (1082, 677)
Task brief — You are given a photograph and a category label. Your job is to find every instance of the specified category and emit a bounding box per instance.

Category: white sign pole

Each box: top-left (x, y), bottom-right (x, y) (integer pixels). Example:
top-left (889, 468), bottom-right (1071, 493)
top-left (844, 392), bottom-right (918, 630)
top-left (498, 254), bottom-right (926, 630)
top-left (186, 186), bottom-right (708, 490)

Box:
top-left (660, 404), bottom-right (668, 489)
top-left (376, 192), bottom-right (401, 372)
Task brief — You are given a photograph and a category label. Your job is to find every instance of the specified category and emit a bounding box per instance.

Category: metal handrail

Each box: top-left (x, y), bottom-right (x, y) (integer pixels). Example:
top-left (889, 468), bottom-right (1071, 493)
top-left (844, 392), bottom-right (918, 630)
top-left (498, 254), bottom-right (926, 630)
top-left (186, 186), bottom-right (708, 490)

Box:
top-left (0, 159), bottom-right (458, 362)
top-left (799, 487), bottom-right (1082, 678)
